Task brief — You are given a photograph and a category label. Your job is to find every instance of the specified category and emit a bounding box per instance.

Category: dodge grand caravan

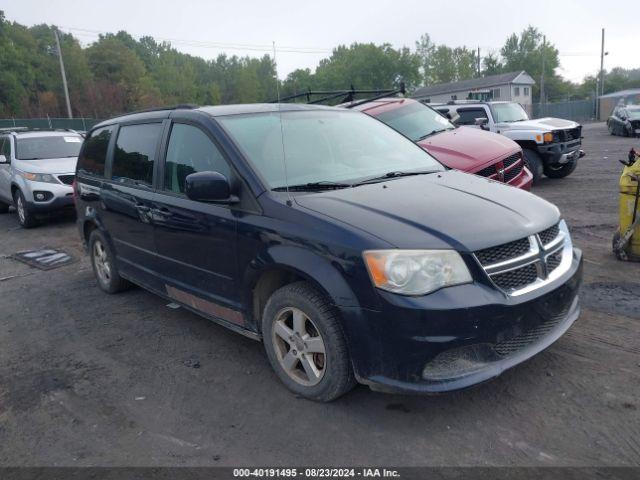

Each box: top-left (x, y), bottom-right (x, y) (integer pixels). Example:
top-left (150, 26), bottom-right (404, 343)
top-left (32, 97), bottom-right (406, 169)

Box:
top-left (75, 104), bottom-right (582, 402)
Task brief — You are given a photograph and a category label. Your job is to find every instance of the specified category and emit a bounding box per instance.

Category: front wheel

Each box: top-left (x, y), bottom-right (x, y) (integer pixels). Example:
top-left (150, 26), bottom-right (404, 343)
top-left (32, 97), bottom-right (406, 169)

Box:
top-left (262, 282), bottom-right (356, 402)
top-left (544, 159), bottom-right (578, 178)
top-left (523, 149), bottom-right (544, 183)
top-left (13, 189), bottom-right (38, 228)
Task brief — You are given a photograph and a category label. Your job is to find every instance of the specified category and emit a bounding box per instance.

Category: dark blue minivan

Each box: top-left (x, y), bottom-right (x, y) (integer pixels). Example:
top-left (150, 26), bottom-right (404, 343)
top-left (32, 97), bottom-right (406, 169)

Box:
top-left (74, 104), bottom-right (582, 401)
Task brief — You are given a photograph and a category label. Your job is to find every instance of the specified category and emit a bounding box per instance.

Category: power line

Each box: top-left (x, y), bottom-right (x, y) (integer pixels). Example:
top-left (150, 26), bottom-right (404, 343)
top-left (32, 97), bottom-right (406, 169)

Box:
top-left (59, 26), bottom-right (332, 54)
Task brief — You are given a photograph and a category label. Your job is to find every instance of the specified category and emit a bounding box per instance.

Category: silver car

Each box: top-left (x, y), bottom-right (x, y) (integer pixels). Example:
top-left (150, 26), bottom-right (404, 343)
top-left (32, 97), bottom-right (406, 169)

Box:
top-left (0, 129), bottom-right (83, 227)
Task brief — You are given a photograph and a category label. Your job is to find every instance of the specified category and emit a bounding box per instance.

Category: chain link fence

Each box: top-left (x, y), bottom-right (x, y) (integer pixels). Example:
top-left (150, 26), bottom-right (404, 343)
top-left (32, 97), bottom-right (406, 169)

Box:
top-left (0, 118), bottom-right (101, 131)
top-left (531, 100), bottom-right (596, 123)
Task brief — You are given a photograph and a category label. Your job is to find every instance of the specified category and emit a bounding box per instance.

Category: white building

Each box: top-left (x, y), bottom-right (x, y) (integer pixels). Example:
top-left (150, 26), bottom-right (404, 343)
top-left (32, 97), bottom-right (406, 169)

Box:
top-left (412, 71), bottom-right (536, 111)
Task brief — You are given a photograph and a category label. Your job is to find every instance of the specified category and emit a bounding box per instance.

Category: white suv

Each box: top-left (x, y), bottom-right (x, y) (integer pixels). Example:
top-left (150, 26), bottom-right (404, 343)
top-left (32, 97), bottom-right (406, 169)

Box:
top-left (0, 129), bottom-right (83, 228)
top-left (431, 101), bottom-right (585, 182)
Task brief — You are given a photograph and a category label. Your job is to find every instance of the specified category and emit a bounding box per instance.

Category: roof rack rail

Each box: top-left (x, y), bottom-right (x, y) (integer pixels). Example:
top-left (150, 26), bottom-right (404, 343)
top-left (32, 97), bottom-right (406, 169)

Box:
top-left (270, 83), bottom-right (406, 108)
top-left (121, 104), bottom-right (199, 116)
top-left (0, 127), bottom-right (83, 134)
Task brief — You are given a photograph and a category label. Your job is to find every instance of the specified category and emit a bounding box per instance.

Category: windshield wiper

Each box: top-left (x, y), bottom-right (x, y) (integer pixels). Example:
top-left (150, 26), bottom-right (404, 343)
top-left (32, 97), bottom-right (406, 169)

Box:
top-left (272, 181), bottom-right (352, 192)
top-left (353, 170), bottom-right (438, 186)
top-left (416, 129), bottom-right (448, 141)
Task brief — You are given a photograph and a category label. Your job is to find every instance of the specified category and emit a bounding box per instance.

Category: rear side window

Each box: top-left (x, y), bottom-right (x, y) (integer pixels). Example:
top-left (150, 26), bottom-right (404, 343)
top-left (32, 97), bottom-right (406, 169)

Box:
top-left (456, 108), bottom-right (488, 126)
top-left (77, 127), bottom-right (111, 177)
top-left (111, 123), bottom-right (163, 187)
top-left (164, 123), bottom-right (231, 194)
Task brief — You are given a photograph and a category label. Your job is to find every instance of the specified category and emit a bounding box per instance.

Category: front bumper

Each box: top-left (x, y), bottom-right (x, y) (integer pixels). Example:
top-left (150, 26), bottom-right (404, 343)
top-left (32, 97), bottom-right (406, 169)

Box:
top-left (340, 248), bottom-right (582, 394)
top-left (21, 180), bottom-right (74, 214)
top-left (538, 141), bottom-right (584, 165)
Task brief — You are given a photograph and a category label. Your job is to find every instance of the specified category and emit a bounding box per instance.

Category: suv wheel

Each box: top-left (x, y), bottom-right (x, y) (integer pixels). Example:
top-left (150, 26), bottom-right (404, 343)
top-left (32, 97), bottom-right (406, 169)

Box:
top-left (523, 149), bottom-right (544, 183)
top-left (89, 229), bottom-right (129, 294)
top-left (608, 122), bottom-right (615, 135)
top-left (262, 281), bottom-right (356, 402)
top-left (13, 189), bottom-right (37, 228)
top-left (544, 159), bottom-right (577, 179)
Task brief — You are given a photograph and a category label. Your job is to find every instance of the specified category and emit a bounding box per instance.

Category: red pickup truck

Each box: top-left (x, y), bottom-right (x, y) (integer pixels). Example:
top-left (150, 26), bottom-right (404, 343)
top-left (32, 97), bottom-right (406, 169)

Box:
top-left (349, 98), bottom-right (533, 190)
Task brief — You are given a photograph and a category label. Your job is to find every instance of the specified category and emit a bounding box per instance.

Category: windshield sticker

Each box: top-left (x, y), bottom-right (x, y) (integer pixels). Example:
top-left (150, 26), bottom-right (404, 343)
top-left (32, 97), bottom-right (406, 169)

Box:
top-left (64, 137), bottom-right (82, 143)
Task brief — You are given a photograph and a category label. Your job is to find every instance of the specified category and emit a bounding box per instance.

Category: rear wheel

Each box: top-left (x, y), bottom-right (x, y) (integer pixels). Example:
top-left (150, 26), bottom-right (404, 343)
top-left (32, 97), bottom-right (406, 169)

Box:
top-left (608, 122), bottom-right (615, 135)
top-left (544, 159), bottom-right (577, 179)
top-left (262, 282), bottom-right (355, 402)
top-left (523, 149), bottom-right (544, 183)
top-left (89, 229), bottom-right (129, 294)
top-left (13, 189), bottom-right (37, 228)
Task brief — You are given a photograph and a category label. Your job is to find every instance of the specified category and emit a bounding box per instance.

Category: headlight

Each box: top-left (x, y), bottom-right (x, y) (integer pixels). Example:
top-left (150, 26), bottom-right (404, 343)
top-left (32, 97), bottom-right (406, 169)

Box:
top-left (363, 249), bottom-right (472, 296)
top-left (19, 171), bottom-right (59, 184)
top-left (543, 132), bottom-right (554, 143)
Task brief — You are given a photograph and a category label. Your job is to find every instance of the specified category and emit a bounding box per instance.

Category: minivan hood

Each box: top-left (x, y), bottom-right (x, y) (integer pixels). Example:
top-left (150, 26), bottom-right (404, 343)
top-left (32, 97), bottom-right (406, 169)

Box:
top-left (417, 126), bottom-right (519, 171)
top-left (498, 117), bottom-right (580, 131)
top-left (295, 170), bottom-right (559, 252)
top-left (15, 157), bottom-right (77, 174)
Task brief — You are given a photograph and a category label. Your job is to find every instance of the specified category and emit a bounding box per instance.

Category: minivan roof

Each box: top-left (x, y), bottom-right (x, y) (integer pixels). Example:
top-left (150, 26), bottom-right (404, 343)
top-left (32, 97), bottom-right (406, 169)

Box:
top-left (92, 103), bottom-right (339, 131)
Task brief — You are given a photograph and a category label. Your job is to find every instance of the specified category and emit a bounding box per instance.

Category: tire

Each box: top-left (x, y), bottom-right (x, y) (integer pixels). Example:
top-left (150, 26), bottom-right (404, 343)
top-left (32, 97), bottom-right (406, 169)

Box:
top-left (89, 229), bottom-right (129, 294)
top-left (608, 122), bottom-right (615, 136)
top-left (523, 149), bottom-right (544, 183)
top-left (262, 281), bottom-right (356, 402)
top-left (0, 201), bottom-right (9, 214)
top-left (544, 159), bottom-right (578, 179)
top-left (13, 189), bottom-right (38, 228)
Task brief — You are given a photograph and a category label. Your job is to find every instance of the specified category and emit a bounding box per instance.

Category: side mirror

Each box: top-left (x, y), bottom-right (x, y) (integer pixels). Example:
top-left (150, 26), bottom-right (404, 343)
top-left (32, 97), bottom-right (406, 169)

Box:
top-left (185, 171), bottom-right (238, 204)
top-left (475, 117), bottom-right (489, 130)
top-left (0, 154), bottom-right (7, 164)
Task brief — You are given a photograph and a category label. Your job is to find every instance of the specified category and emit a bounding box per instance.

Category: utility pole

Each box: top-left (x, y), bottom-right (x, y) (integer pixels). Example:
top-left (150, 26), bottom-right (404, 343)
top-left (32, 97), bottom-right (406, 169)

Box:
top-left (540, 35), bottom-right (546, 108)
top-left (53, 28), bottom-right (73, 119)
top-left (477, 46), bottom-right (481, 77)
top-left (597, 28), bottom-right (606, 119)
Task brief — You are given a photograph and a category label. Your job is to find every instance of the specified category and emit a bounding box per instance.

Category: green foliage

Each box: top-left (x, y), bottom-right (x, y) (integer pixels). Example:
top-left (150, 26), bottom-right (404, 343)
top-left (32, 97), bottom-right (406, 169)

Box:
top-left (0, 10), bottom-right (637, 117)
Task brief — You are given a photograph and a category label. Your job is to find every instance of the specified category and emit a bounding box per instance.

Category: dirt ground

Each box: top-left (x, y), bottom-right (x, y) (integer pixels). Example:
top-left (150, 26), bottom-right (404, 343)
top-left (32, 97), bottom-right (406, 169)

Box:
top-left (0, 122), bottom-right (638, 467)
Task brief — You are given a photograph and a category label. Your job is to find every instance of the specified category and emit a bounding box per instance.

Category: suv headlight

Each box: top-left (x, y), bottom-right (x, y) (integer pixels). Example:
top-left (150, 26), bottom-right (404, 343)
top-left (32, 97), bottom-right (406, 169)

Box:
top-left (363, 249), bottom-right (472, 296)
top-left (19, 171), bottom-right (59, 184)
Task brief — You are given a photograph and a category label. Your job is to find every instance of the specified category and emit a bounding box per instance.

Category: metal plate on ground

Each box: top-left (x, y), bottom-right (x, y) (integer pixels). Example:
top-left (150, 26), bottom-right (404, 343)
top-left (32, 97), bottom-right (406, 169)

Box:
top-left (12, 248), bottom-right (74, 270)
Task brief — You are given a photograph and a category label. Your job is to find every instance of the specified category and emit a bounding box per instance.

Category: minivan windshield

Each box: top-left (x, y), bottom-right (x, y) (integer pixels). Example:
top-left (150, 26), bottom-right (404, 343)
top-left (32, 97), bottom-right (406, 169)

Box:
top-left (16, 135), bottom-right (83, 160)
top-left (490, 103), bottom-right (529, 123)
top-left (218, 110), bottom-right (444, 189)
top-left (374, 101), bottom-right (454, 141)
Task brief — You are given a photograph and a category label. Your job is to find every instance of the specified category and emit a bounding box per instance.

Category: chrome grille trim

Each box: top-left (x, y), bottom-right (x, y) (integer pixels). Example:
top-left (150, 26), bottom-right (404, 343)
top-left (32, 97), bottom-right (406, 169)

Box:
top-left (473, 221), bottom-right (573, 296)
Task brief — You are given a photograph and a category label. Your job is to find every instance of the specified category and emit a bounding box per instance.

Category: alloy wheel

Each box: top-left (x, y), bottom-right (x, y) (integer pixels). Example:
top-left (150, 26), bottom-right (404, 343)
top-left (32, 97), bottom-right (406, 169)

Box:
top-left (271, 307), bottom-right (326, 386)
top-left (16, 195), bottom-right (25, 224)
top-left (93, 240), bottom-right (112, 284)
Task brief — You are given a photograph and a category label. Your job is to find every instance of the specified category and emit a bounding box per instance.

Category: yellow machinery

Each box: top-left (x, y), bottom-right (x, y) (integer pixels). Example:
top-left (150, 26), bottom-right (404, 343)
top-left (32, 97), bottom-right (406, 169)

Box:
top-left (613, 148), bottom-right (640, 261)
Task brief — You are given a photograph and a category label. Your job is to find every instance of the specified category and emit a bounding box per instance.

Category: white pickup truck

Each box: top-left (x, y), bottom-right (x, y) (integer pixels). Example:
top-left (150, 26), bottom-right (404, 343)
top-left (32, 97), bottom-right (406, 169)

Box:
top-left (432, 101), bottom-right (585, 182)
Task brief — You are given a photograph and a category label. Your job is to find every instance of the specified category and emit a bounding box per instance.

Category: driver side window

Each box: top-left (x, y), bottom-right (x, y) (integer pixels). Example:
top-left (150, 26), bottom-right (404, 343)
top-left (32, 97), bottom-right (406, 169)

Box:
top-left (0, 136), bottom-right (11, 160)
top-left (164, 123), bottom-right (231, 195)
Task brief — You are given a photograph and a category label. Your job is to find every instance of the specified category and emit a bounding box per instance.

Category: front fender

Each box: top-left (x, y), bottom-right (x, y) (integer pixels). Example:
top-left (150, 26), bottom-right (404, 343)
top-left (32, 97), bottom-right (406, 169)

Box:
top-left (243, 244), bottom-right (363, 309)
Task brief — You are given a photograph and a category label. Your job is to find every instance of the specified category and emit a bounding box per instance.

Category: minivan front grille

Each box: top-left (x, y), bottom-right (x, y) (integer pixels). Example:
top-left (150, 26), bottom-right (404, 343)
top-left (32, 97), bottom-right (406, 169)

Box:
top-left (492, 263), bottom-right (538, 290)
top-left (475, 237), bottom-right (531, 266)
top-left (474, 222), bottom-right (568, 295)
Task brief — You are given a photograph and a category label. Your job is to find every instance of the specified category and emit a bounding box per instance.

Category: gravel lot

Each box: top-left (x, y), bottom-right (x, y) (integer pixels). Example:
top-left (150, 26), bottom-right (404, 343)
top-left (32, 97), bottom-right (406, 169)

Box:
top-left (0, 122), bottom-right (639, 467)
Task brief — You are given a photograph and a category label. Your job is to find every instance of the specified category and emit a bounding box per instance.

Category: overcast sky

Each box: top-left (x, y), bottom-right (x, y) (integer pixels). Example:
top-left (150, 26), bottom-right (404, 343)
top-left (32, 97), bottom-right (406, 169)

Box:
top-left (1, 0), bottom-right (637, 83)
